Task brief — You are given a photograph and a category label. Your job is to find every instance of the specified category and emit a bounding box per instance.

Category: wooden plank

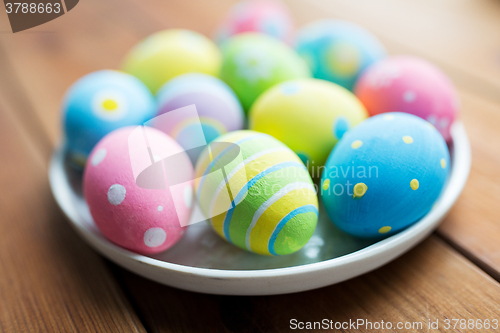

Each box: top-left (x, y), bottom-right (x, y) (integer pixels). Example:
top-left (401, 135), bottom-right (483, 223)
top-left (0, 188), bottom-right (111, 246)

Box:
top-left (0, 0), bottom-right (145, 147)
top-left (1, 1), bottom-right (500, 331)
top-left (113, 237), bottom-right (500, 333)
top-left (0, 92), bottom-right (146, 332)
top-left (437, 89), bottom-right (500, 280)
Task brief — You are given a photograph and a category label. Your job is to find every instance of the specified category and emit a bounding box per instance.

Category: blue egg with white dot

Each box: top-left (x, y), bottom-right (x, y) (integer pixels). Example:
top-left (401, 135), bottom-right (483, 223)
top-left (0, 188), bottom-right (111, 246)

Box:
top-left (294, 20), bottom-right (386, 91)
top-left (62, 70), bottom-right (156, 166)
top-left (320, 112), bottom-right (450, 238)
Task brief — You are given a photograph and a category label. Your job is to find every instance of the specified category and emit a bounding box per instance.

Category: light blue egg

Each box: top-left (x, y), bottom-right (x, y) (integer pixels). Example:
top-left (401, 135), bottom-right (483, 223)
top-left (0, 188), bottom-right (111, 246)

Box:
top-left (320, 112), bottom-right (450, 238)
top-left (62, 70), bottom-right (156, 165)
top-left (295, 20), bottom-right (386, 91)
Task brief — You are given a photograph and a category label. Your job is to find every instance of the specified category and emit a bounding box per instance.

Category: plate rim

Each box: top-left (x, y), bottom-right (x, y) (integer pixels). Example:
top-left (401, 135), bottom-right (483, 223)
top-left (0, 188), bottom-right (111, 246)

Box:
top-left (49, 122), bottom-right (471, 290)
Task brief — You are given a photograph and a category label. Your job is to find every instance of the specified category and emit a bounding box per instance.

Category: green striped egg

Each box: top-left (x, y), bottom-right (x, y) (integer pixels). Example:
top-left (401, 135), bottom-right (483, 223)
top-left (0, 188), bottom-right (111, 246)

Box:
top-left (195, 130), bottom-right (318, 256)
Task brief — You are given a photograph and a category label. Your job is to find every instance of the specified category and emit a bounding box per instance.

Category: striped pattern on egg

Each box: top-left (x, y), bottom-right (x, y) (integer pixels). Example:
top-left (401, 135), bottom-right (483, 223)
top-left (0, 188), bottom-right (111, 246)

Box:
top-left (195, 130), bottom-right (318, 256)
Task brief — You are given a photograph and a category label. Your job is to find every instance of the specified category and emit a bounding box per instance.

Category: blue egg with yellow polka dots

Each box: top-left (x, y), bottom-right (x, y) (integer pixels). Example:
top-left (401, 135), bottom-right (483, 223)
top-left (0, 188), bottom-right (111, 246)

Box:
top-left (294, 20), bottom-right (386, 91)
top-left (62, 70), bottom-right (156, 167)
top-left (320, 112), bottom-right (450, 238)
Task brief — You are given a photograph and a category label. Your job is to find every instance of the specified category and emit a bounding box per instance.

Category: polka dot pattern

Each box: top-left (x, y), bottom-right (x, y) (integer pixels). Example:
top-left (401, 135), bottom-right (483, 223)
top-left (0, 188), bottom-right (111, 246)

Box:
top-left (354, 56), bottom-right (458, 142)
top-left (83, 126), bottom-right (192, 255)
top-left (353, 183), bottom-right (367, 198)
top-left (351, 140), bottom-right (363, 149)
top-left (320, 113), bottom-right (450, 238)
top-left (91, 148), bottom-right (107, 167)
top-left (107, 184), bottom-right (126, 205)
top-left (322, 179), bottom-right (330, 191)
top-left (144, 228), bottom-right (167, 247)
top-left (295, 20), bottom-right (387, 91)
top-left (403, 136), bottom-right (414, 144)
top-left (378, 226), bottom-right (392, 234)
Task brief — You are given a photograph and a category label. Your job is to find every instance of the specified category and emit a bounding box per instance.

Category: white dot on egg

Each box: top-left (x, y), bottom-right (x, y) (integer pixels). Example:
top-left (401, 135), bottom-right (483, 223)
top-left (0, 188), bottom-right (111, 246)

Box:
top-left (107, 184), bottom-right (126, 205)
top-left (91, 148), bottom-right (107, 166)
top-left (153, 155), bottom-right (162, 162)
top-left (184, 186), bottom-right (193, 208)
top-left (158, 206), bottom-right (163, 211)
top-left (144, 227), bottom-right (167, 247)
top-left (403, 90), bottom-right (416, 103)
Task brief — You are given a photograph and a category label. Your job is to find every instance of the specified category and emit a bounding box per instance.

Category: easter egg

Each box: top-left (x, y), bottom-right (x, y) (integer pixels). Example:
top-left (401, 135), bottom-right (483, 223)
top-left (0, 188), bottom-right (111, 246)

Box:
top-left (354, 56), bottom-right (459, 141)
top-left (83, 126), bottom-right (194, 254)
top-left (215, 0), bottom-right (294, 44)
top-left (195, 130), bottom-right (318, 256)
top-left (122, 29), bottom-right (221, 94)
top-left (320, 112), bottom-right (450, 238)
top-left (152, 73), bottom-right (244, 162)
top-left (295, 20), bottom-right (386, 91)
top-left (249, 78), bottom-right (368, 170)
top-left (62, 70), bottom-right (156, 167)
top-left (220, 33), bottom-right (311, 111)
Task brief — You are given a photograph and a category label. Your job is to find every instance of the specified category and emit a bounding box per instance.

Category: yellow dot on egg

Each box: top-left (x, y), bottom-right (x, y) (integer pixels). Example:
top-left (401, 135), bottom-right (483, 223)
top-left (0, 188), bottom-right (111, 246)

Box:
top-left (403, 136), bottom-right (414, 144)
top-left (322, 179), bottom-right (330, 191)
top-left (384, 114), bottom-right (394, 120)
top-left (353, 183), bottom-right (367, 198)
top-left (351, 140), bottom-right (363, 149)
top-left (379, 226), bottom-right (392, 234)
top-left (440, 158), bottom-right (446, 169)
top-left (410, 179), bottom-right (419, 190)
top-left (102, 99), bottom-right (118, 111)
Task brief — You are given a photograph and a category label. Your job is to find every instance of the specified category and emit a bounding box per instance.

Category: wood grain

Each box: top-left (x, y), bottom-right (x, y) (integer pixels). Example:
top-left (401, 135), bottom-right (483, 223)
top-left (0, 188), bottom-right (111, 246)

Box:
top-left (1, 0), bottom-right (500, 331)
top-left (114, 237), bottom-right (500, 333)
top-left (0, 91), bottom-right (145, 332)
top-left (3, 0), bottom-right (499, 279)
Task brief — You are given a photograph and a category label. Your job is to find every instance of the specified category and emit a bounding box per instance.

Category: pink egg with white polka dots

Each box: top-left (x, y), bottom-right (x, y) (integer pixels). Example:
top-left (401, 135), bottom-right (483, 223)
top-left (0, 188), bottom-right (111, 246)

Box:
top-left (354, 56), bottom-right (459, 141)
top-left (83, 126), bottom-right (194, 254)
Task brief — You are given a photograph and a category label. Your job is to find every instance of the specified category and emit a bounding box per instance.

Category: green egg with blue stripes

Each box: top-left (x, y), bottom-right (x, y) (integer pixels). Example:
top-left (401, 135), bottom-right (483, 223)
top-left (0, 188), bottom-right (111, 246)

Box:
top-left (195, 130), bottom-right (318, 256)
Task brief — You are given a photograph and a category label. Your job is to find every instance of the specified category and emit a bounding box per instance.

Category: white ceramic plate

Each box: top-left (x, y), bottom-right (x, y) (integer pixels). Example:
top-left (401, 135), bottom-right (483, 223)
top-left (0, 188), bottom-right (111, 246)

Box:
top-left (49, 122), bottom-right (471, 295)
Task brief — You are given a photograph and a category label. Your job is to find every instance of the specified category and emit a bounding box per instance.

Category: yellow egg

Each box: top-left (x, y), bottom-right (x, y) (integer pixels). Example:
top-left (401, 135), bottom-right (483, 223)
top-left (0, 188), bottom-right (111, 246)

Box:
top-left (249, 78), bottom-right (368, 171)
top-left (122, 29), bottom-right (221, 94)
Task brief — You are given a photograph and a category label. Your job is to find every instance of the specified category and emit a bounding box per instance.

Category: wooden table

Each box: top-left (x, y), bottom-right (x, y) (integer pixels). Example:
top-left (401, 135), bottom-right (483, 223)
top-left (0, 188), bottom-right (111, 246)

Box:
top-left (1, 0), bottom-right (500, 331)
